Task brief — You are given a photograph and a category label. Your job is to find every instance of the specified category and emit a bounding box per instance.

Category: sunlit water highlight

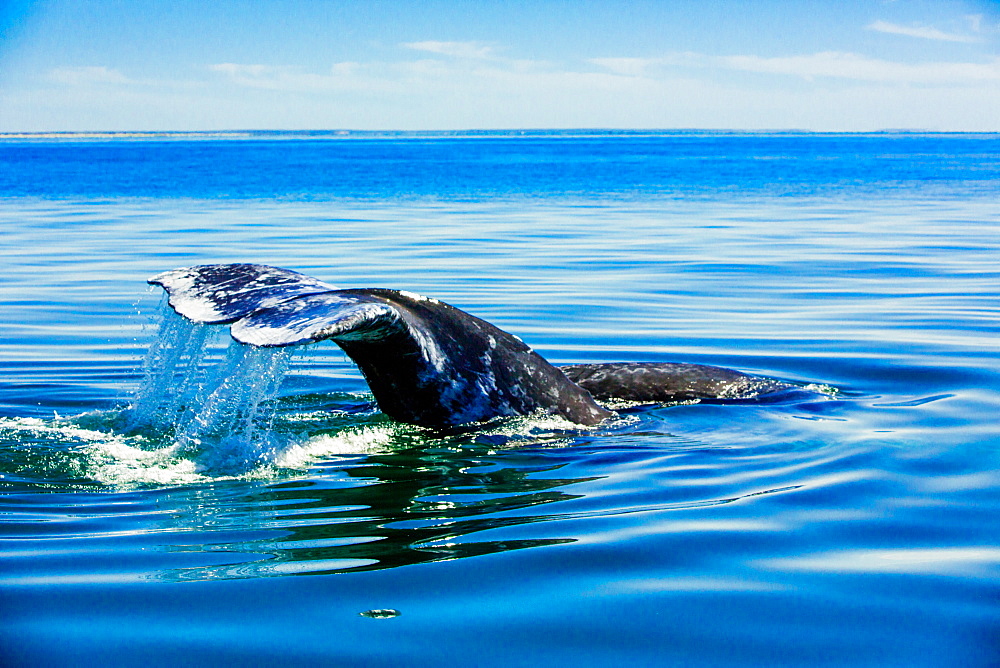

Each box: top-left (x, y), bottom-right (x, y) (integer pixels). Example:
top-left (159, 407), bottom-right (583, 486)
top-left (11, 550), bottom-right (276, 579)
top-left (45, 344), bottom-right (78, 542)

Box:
top-left (2, 132), bottom-right (999, 667)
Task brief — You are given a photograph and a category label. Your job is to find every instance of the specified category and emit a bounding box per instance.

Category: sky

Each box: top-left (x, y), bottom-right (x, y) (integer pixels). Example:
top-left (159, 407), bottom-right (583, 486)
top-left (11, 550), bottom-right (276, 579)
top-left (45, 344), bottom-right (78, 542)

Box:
top-left (0, 0), bottom-right (998, 132)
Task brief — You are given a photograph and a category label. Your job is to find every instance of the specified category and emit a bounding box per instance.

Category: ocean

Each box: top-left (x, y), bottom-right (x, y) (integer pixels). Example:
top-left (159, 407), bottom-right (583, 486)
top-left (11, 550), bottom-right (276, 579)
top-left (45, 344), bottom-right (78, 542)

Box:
top-left (1, 130), bottom-right (999, 666)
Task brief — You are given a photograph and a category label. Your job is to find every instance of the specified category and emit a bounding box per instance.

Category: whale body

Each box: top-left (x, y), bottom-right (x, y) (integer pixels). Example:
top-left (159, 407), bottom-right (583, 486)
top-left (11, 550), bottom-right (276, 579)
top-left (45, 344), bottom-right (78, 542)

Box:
top-left (149, 264), bottom-right (789, 428)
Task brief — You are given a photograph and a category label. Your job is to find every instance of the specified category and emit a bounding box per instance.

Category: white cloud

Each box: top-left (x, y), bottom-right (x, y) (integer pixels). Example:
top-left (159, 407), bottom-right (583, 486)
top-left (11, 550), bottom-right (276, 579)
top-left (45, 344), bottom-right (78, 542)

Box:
top-left (590, 50), bottom-right (1000, 85)
top-left (208, 63), bottom-right (299, 89)
top-left (718, 51), bottom-right (1000, 84)
top-left (402, 41), bottom-right (495, 59)
top-left (866, 19), bottom-right (979, 43)
top-left (208, 62), bottom-right (381, 93)
top-left (20, 40), bottom-right (1000, 132)
top-left (48, 66), bottom-right (133, 86)
top-left (210, 63), bottom-right (281, 78)
top-left (587, 57), bottom-right (657, 77)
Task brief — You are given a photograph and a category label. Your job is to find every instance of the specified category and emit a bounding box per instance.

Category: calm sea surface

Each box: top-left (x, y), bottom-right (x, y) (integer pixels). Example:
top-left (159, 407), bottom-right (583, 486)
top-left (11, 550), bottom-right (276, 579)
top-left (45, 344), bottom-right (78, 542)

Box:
top-left (2, 131), bottom-right (999, 666)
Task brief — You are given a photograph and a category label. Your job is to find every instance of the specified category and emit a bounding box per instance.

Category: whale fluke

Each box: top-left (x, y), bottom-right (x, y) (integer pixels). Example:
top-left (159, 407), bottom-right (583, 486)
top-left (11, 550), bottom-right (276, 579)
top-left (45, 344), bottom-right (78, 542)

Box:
top-left (149, 264), bottom-right (612, 427)
top-left (149, 264), bottom-right (339, 325)
top-left (148, 264), bottom-right (791, 428)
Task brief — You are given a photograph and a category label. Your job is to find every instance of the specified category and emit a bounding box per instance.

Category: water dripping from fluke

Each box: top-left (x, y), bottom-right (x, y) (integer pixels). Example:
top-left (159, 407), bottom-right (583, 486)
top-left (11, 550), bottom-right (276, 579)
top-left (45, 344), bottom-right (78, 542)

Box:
top-left (121, 305), bottom-right (298, 475)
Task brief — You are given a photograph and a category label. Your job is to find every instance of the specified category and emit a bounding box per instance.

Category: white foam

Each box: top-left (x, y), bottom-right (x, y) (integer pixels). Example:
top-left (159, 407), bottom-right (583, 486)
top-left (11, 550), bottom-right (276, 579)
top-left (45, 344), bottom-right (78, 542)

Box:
top-left (83, 437), bottom-right (210, 487)
top-left (0, 415), bottom-right (214, 488)
top-left (2, 411), bottom-right (402, 488)
top-left (272, 425), bottom-right (400, 469)
top-left (803, 383), bottom-right (840, 397)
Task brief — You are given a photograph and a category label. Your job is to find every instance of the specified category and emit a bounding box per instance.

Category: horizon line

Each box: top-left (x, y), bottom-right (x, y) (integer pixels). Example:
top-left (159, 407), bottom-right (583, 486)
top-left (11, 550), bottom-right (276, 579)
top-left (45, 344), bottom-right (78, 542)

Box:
top-left (2, 128), bottom-right (995, 140)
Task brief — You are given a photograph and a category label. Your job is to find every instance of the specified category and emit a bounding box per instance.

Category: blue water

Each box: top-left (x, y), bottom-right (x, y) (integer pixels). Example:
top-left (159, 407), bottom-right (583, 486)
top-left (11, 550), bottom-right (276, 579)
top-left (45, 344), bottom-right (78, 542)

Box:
top-left (2, 131), bottom-right (999, 666)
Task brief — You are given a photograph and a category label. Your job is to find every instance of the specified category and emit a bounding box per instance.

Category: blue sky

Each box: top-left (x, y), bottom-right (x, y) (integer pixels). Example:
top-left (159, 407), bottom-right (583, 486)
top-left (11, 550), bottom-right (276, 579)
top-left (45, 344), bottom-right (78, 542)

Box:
top-left (1, 0), bottom-right (998, 131)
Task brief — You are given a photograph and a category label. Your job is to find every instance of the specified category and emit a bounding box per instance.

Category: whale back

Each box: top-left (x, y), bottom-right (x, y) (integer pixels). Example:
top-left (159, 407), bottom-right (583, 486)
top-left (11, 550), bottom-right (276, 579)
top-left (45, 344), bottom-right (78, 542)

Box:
top-left (559, 362), bottom-right (791, 403)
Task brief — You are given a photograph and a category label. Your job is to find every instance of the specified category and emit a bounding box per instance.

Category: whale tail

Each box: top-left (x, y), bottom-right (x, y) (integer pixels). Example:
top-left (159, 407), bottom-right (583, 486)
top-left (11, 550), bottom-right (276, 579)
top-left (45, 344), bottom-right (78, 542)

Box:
top-left (149, 264), bottom-right (791, 427)
top-left (149, 264), bottom-right (612, 427)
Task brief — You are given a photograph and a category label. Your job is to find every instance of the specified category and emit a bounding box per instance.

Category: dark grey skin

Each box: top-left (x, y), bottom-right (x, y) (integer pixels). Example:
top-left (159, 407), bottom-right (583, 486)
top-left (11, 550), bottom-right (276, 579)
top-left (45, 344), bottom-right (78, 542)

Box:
top-left (309, 288), bottom-right (612, 426)
top-left (149, 264), bottom-right (790, 428)
top-left (561, 362), bottom-right (790, 404)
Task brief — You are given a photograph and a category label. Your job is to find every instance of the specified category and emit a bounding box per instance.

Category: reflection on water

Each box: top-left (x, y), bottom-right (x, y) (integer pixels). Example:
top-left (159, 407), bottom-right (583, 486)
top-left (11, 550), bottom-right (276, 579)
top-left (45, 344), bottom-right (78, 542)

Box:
top-left (0, 387), bottom-right (847, 585)
top-left (161, 450), bottom-right (590, 580)
top-left (0, 412), bottom-right (596, 581)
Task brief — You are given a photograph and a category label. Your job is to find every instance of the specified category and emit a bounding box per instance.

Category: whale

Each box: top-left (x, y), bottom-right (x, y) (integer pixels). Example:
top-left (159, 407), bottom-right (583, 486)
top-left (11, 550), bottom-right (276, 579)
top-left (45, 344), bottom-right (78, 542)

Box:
top-left (149, 264), bottom-right (790, 428)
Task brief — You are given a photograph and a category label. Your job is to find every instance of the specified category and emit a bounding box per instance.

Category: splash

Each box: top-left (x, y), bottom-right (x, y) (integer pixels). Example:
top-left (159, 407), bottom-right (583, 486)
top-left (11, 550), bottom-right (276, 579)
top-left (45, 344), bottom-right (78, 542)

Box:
top-left (126, 307), bottom-right (220, 430)
top-left (1, 304), bottom-right (417, 487)
top-left (0, 416), bottom-right (212, 488)
top-left (123, 305), bottom-right (296, 473)
top-left (175, 343), bottom-right (293, 472)
top-left (0, 413), bottom-right (402, 490)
